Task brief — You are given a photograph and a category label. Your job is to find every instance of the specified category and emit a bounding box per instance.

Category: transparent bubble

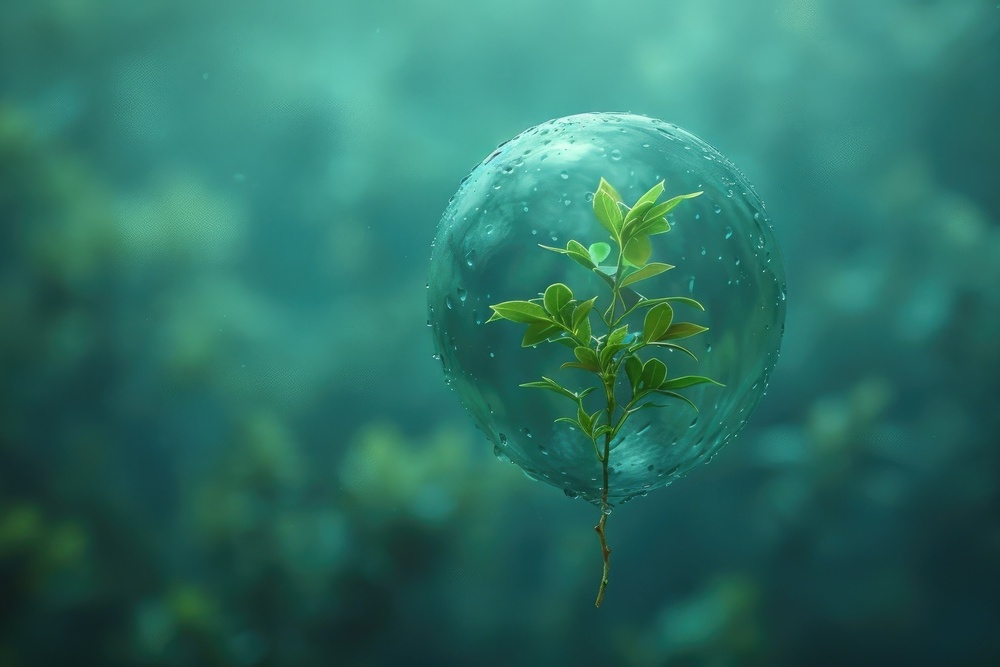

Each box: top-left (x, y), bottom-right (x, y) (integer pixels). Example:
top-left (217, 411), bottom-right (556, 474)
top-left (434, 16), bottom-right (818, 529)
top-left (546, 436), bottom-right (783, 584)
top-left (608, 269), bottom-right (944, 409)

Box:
top-left (427, 113), bottom-right (785, 505)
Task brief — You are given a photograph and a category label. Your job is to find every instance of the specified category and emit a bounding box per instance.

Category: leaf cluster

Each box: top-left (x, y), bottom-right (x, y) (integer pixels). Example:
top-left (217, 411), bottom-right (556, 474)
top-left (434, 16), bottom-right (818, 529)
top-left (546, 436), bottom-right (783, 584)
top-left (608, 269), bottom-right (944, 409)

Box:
top-left (487, 177), bottom-right (722, 458)
top-left (486, 282), bottom-right (596, 349)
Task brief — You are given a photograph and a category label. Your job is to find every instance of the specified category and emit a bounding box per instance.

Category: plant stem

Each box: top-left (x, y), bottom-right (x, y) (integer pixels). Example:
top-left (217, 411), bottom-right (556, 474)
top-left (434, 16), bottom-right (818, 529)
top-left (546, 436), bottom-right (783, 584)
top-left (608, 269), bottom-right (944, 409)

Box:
top-left (595, 247), bottom-right (625, 608)
top-left (594, 395), bottom-right (613, 607)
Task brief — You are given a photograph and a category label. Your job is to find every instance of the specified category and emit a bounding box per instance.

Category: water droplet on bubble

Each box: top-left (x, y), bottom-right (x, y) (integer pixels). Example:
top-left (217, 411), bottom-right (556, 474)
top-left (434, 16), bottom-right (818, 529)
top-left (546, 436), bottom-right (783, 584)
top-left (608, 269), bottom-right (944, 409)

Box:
top-left (610, 149), bottom-right (622, 160)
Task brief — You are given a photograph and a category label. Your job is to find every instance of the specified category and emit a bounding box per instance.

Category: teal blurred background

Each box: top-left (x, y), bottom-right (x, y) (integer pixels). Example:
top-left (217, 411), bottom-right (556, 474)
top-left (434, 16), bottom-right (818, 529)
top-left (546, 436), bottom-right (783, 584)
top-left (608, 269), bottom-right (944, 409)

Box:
top-left (1, 0), bottom-right (998, 665)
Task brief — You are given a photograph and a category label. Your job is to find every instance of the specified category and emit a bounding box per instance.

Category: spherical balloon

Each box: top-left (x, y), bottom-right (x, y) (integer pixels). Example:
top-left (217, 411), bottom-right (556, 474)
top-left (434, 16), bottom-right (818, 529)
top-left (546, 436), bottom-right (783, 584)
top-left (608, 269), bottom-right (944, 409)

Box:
top-left (428, 113), bottom-right (785, 505)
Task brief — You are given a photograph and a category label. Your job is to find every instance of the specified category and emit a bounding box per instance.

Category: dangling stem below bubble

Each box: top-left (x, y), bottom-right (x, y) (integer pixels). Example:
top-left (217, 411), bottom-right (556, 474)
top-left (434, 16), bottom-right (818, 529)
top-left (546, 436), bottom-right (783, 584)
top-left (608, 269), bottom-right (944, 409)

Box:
top-left (594, 426), bottom-right (612, 607)
top-left (594, 368), bottom-right (616, 607)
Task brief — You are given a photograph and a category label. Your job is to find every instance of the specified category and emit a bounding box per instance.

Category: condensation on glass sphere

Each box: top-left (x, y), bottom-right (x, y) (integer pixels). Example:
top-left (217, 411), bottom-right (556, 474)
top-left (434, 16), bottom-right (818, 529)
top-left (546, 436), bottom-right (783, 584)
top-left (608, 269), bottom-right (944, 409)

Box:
top-left (428, 113), bottom-right (785, 506)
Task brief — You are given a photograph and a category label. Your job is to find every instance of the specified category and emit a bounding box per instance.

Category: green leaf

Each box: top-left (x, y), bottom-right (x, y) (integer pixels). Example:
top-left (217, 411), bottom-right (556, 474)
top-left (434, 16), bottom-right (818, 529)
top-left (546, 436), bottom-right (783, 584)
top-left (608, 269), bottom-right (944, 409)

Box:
top-left (607, 325), bottom-right (628, 347)
top-left (539, 241), bottom-right (596, 270)
top-left (522, 322), bottom-right (560, 346)
top-left (654, 390), bottom-right (699, 412)
top-left (597, 177), bottom-right (622, 203)
top-left (647, 342), bottom-right (698, 360)
top-left (659, 375), bottom-right (724, 390)
top-left (557, 300), bottom-right (576, 324)
top-left (552, 336), bottom-right (578, 349)
top-left (629, 401), bottom-right (670, 414)
top-left (572, 297), bottom-right (597, 328)
top-left (642, 191), bottom-right (702, 222)
top-left (578, 405), bottom-right (593, 436)
top-left (593, 425), bottom-right (613, 439)
top-left (588, 242), bottom-right (611, 264)
top-left (622, 233), bottom-right (652, 268)
top-left (488, 300), bottom-right (550, 324)
top-left (658, 322), bottom-right (709, 341)
top-left (619, 262), bottom-right (675, 289)
top-left (622, 298), bottom-right (704, 324)
top-left (564, 239), bottom-right (598, 269)
top-left (633, 191), bottom-right (701, 236)
top-left (564, 253), bottom-right (593, 271)
top-left (623, 200), bottom-right (656, 231)
top-left (555, 416), bottom-right (583, 431)
top-left (593, 190), bottom-right (623, 237)
top-left (630, 296), bottom-right (705, 312)
top-left (560, 361), bottom-right (594, 371)
top-left (640, 358), bottom-right (667, 391)
top-left (543, 283), bottom-right (573, 317)
top-left (642, 303), bottom-right (674, 343)
top-left (635, 180), bottom-right (666, 209)
top-left (641, 218), bottom-right (671, 235)
top-left (520, 377), bottom-right (578, 401)
top-left (599, 342), bottom-right (628, 369)
top-left (575, 313), bottom-right (592, 345)
top-left (624, 354), bottom-right (642, 393)
top-left (573, 346), bottom-right (600, 371)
